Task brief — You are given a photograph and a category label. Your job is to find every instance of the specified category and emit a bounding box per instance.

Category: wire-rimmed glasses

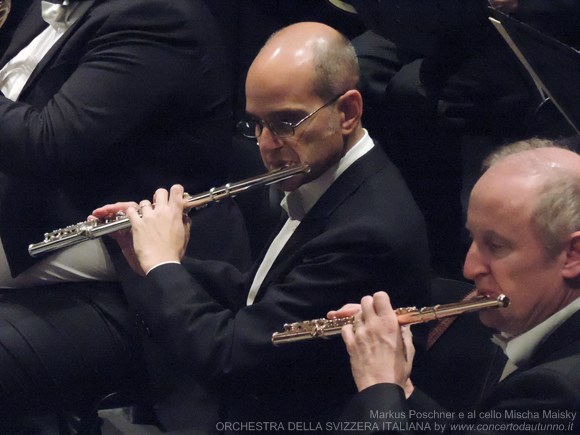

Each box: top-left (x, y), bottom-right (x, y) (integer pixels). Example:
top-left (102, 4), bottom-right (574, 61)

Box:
top-left (237, 94), bottom-right (342, 140)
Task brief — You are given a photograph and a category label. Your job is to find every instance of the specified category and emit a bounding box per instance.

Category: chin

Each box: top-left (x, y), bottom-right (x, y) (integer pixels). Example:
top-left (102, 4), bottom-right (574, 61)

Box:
top-left (278, 175), bottom-right (307, 192)
top-left (279, 181), bottom-right (300, 192)
top-left (479, 311), bottom-right (503, 332)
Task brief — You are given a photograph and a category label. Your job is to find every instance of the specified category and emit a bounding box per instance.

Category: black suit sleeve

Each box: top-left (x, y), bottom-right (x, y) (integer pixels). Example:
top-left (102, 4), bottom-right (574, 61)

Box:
top-left (338, 384), bottom-right (409, 435)
top-left (126, 239), bottom-right (396, 378)
top-left (340, 365), bottom-right (580, 434)
top-left (0, 1), bottom-right (219, 176)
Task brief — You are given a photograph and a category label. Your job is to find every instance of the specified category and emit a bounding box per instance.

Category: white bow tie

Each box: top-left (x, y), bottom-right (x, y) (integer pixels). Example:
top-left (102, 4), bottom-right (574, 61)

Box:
top-left (41, 0), bottom-right (71, 30)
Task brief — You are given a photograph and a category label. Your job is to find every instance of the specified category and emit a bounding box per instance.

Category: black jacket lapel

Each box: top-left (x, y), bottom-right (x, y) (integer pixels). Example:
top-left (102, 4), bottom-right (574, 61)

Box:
top-left (254, 145), bottom-right (390, 300)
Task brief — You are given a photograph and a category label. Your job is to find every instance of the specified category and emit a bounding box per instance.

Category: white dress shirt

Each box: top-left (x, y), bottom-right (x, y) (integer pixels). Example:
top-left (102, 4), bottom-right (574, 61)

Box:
top-left (493, 296), bottom-right (580, 381)
top-left (246, 130), bottom-right (374, 305)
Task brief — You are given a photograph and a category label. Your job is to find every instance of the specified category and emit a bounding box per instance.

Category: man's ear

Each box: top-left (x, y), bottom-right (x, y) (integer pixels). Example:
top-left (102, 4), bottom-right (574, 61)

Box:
top-left (337, 89), bottom-right (363, 135)
top-left (562, 232), bottom-right (580, 280)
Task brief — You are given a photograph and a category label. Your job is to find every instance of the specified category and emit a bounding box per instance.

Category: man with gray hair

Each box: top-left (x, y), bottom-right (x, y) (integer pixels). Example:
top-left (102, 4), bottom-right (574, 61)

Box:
top-left (334, 140), bottom-right (580, 433)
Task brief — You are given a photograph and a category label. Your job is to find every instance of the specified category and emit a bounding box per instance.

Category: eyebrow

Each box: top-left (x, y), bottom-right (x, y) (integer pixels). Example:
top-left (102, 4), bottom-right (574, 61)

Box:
top-left (465, 225), bottom-right (510, 242)
top-left (245, 105), bottom-right (308, 119)
top-left (482, 230), bottom-right (512, 244)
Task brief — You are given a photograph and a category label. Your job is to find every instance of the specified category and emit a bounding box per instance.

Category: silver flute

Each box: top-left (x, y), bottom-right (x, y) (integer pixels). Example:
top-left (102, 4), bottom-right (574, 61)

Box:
top-left (29, 164), bottom-right (310, 257)
top-left (271, 294), bottom-right (509, 345)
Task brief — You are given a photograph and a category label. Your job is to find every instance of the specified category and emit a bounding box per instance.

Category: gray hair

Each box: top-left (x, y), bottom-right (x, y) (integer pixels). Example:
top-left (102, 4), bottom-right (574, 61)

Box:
top-left (533, 169), bottom-right (580, 258)
top-left (482, 137), bottom-right (560, 170)
top-left (310, 32), bottom-right (360, 100)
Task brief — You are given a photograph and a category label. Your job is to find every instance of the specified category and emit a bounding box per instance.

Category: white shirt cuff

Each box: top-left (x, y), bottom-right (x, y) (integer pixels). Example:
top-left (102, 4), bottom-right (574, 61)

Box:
top-left (146, 261), bottom-right (181, 275)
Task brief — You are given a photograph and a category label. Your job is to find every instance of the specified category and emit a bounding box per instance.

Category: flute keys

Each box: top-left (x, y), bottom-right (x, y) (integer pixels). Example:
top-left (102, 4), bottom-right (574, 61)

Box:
top-left (394, 306), bottom-right (417, 315)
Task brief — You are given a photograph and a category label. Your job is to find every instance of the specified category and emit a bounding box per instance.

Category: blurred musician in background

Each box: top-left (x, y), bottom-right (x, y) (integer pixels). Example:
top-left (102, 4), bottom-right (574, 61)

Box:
top-left (0, 0), bottom-right (250, 430)
top-left (91, 21), bottom-right (431, 432)
top-left (334, 140), bottom-right (580, 433)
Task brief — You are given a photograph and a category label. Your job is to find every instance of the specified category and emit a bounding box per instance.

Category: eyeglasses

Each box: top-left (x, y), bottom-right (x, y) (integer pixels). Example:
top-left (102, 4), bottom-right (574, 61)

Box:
top-left (238, 94), bottom-right (342, 139)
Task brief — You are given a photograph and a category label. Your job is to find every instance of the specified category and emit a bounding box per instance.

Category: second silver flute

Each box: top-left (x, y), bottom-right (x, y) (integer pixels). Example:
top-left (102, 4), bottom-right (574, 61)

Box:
top-left (29, 164), bottom-right (310, 257)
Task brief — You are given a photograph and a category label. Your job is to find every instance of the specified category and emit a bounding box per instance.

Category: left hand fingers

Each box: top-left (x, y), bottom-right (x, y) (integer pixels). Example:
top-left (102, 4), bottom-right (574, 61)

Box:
top-left (354, 292), bottom-right (402, 348)
top-left (139, 200), bottom-right (153, 215)
top-left (372, 291), bottom-right (396, 317)
top-left (169, 184), bottom-right (185, 212)
top-left (360, 295), bottom-right (375, 322)
top-left (152, 188), bottom-right (168, 207)
top-left (360, 291), bottom-right (398, 326)
top-left (327, 303), bottom-right (361, 319)
top-left (151, 185), bottom-right (185, 212)
top-left (91, 201), bottom-right (138, 219)
top-left (341, 323), bottom-right (355, 348)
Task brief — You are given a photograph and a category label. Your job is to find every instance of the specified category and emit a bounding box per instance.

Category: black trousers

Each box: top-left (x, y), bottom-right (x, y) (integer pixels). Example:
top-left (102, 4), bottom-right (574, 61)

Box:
top-left (0, 281), bottom-right (144, 420)
top-left (0, 200), bottom-right (253, 430)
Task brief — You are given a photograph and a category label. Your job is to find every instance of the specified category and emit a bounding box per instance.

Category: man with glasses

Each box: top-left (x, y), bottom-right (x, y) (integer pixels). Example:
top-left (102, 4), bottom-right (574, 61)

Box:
top-left (93, 21), bottom-right (431, 431)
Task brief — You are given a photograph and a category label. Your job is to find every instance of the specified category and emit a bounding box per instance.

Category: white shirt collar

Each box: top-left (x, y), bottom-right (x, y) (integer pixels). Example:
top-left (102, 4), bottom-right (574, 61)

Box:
top-left (280, 129), bottom-right (373, 221)
top-left (493, 296), bottom-right (580, 367)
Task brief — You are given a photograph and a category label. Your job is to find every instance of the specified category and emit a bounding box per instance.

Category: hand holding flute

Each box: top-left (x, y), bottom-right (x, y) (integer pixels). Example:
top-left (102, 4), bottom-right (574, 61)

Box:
top-left (90, 184), bottom-right (191, 276)
top-left (275, 291), bottom-right (510, 395)
top-left (273, 292), bottom-right (508, 344)
top-left (342, 291), bottom-right (416, 396)
top-left (85, 164), bottom-right (311, 275)
top-left (29, 164), bottom-right (309, 257)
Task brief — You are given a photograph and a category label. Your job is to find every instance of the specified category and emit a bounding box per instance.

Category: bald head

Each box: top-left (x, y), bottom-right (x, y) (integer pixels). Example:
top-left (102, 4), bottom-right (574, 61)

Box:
top-left (243, 22), bottom-right (364, 189)
top-left (247, 22), bottom-right (359, 101)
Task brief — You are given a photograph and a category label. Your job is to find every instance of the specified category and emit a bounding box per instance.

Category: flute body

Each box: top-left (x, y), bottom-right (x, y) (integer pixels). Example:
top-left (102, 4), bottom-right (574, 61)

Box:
top-left (271, 294), bottom-right (509, 345)
top-left (29, 164), bottom-right (310, 257)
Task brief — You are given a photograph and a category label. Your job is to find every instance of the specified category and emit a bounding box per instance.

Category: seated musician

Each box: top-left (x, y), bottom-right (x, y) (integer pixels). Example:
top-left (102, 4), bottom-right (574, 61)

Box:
top-left (332, 139), bottom-right (580, 433)
top-left (0, 0), bottom-right (249, 429)
top-left (90, 21), bottom-right (431, 432)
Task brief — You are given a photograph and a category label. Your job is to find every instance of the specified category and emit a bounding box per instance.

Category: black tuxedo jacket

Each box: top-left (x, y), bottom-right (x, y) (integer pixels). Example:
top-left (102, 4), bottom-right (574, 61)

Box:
top-left (121, 145), bottom-right (432, 430)
top-left (340, 310), bottom-right (580, 434)
top-left (0, 0), bottom-right (234, 275)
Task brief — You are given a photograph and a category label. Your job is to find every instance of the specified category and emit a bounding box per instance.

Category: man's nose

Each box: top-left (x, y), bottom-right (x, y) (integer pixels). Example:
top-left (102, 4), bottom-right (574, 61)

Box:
top-left (257, 127), bottom-right (284, 150)
top-left (463, 242), bottom-right (486, 281)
